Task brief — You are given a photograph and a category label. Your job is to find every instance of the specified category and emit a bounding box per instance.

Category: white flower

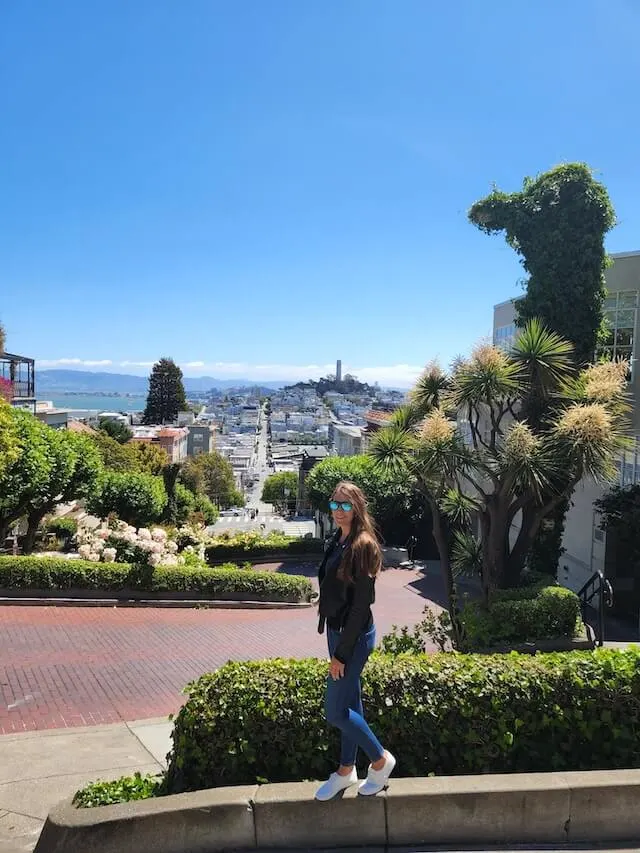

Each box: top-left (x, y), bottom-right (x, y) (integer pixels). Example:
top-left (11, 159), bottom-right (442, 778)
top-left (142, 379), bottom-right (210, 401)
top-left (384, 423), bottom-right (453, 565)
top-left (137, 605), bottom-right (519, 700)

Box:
top-left (96, 529), bottom-right (109, 540)
top-left (166, 541), bottom-right (178, 553)
top-left (116, 520), bottom-right (128, 532)
top-left (151, 528), bottom-right (167, 542)
top-left (103, 548), bottom-right (117, 562)
top-left (159, 554), bottom-right (178, 567)
top-left (88, 552), bottom-right (101, 562)
top-left (93, 540), bottom-right (105, 552)
top-left (78, 544), bottom-right (92, 559)
top-left (138, 528), bottom-right (152, 541)
top-left (148, 552), bottom-right (162, 567)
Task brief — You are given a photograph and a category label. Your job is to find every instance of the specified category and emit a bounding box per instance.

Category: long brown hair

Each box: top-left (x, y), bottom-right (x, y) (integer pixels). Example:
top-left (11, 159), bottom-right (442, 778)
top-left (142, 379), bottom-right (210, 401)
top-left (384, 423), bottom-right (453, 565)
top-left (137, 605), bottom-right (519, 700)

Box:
top-left (331, 481), bottom-right (382, 583)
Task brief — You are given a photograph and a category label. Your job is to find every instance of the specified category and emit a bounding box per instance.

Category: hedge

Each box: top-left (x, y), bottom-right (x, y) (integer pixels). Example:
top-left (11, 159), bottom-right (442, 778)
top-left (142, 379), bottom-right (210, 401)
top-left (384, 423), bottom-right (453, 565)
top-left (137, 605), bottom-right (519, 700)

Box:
top-left (205, 537), bottom-right (323, 562)
top-left (0, 557), bottom-right (314, 602)
top-left (461, 584), bottom-right (582, 649)
top-left (164, 648), bottom-right (640, 794)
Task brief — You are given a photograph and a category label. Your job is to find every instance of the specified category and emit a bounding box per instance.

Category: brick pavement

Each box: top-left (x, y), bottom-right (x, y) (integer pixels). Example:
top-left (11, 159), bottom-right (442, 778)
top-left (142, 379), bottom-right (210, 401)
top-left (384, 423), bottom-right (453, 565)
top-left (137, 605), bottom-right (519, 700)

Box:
top-left (0, 566), bottom-right (443, 735)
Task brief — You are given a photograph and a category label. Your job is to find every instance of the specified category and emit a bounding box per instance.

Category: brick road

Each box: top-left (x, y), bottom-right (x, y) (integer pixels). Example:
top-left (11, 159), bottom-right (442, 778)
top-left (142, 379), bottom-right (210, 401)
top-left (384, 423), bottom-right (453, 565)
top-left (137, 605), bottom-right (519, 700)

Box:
top-left (0, 566), bottom-right (444, 734)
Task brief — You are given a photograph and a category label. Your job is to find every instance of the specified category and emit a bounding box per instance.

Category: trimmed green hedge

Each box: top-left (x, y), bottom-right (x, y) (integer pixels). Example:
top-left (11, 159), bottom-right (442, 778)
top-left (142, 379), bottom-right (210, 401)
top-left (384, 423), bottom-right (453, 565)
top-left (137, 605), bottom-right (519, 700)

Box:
top-left (0, 556), bottom-right (314, 602)
top-left (205, 537), bottom-right (323, 562)
top-left (165, 648), bottom-right (640, 793)
top-left (461, 584), bottom-right (582, 649)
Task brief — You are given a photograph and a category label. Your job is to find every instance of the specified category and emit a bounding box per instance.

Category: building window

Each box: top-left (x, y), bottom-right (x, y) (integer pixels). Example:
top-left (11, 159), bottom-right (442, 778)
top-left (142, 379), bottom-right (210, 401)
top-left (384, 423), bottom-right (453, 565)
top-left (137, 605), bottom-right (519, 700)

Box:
top-left (599, 291), bottom-right (637, 366)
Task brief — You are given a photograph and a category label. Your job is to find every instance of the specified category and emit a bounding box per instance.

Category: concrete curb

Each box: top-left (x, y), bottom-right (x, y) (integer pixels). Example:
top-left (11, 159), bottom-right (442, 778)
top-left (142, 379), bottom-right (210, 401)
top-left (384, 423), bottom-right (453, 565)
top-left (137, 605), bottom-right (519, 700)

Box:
top-left (33, 769), bottom-right (640, 852)
top-left (0, 596), bottom-right (313, 610)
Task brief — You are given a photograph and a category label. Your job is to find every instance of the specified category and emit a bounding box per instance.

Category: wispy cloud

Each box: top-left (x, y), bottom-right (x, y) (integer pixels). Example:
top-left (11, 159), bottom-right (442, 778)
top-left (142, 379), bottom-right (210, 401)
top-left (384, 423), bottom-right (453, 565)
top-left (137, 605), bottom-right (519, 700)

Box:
top-left (38, 358), bottom-right (113, 367)
top-left (36, 358), bottom-right (424, 387)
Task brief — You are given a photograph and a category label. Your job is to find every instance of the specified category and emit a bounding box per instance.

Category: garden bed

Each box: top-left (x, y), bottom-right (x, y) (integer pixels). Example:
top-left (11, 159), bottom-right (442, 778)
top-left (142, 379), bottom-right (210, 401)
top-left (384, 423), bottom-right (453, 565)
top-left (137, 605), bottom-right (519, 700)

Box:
top-left (205, 532), bottom-right (323, 564)
top-left (0, 556), bottom-right (314, 603)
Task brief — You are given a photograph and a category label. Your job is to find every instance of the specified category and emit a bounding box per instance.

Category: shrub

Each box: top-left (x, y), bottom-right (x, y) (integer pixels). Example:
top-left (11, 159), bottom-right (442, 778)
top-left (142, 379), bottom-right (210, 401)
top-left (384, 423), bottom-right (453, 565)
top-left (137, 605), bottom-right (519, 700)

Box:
top-left (461, 585), bottom-right (581, 650)
top-left (73, 773), bottom-right (164, 808)
top-left (87, 471), bottom-right (168, 527)
top-left (381, 607), bottom-right (452, 654)
top-left (44, 516), bottom-right (78, 544)
top-left (164, 648), bottom-right (640, 793)
top-left (205, 532), bottom-right (323, 562)
top-left (0, 556), bottom-right (314, 602)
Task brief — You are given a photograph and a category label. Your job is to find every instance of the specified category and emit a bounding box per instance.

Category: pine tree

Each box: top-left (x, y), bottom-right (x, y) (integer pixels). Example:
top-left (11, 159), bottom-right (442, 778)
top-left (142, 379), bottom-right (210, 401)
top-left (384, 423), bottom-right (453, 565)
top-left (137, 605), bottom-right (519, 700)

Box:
top-left (142, 358), bottom-right (188, 425)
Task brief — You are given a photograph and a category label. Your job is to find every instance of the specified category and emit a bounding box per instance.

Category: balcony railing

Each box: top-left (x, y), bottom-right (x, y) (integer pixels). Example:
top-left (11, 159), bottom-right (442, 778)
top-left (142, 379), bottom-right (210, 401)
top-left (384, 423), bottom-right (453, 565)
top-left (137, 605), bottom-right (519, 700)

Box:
top-left (0, 352), bottom-right (35, 399)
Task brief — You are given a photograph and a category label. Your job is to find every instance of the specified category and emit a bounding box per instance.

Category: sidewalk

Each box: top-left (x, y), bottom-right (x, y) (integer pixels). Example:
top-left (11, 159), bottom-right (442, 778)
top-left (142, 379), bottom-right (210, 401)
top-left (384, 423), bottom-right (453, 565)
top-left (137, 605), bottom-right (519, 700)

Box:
top-left (0, 717), bottom-right (172, 853)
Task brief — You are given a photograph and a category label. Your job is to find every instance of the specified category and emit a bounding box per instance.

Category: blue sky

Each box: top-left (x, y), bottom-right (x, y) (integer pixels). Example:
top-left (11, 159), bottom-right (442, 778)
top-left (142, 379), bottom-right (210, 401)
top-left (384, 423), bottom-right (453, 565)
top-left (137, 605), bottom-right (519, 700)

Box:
top-left (1, 0), bottom-right (639, 387)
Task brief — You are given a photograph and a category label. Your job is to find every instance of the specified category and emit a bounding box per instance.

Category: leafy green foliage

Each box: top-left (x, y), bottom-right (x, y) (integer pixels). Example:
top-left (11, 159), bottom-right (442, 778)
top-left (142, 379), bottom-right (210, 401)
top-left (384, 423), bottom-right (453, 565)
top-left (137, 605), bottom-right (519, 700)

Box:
top-left (73, 772), bottom-right (165, 808)
top-left (304, 454), bottom-right (425, 548)
top-left (127, 441), bottom-right (169, 475)
top-left (165, 648), bottom-right (640, 793)
top-left (0, 556), bottom-right (314, 601)
top-left (173, 483), bottom-right (218, 525)
top-left (0, 409), bottom-right (55, 541)
top-left (460, 585), bottom-right (582, 650)
top-left (142, 358), bottom-right (188, 425)
top-left (89, 430), bottom-right (138, 472)
top-left (181, 452), bottom-right (242, 509)
top-left (261, 472), bottom-right (298, 512)
top-left (98, 417), bottom-right (133, 444)
top-left (469, 163), bottom-right (615, 366)
top-left (44, 516), bottom-right (78, 543)
top-left (205, 531), bottom-right (322, 562)
top-left (0, 399), bottom-right (20, 479)
top-left (87, 471), bottom-right (168, 526)
top-left (380, 607), bottom-right (453, 653)
top-left (21, 431), bottom-right (103, 554)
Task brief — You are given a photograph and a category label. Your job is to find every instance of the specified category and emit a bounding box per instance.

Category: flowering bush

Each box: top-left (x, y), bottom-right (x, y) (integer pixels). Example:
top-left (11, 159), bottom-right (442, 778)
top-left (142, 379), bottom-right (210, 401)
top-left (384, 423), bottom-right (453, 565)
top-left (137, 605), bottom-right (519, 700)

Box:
top-left (75, 519), bottom-right (184, 568)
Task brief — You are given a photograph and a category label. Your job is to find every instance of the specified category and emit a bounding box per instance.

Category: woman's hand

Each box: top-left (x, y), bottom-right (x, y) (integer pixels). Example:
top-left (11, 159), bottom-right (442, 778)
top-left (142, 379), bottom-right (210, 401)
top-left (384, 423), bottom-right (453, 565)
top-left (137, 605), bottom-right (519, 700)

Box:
top-left (329, 656), bottom-right (345, 680)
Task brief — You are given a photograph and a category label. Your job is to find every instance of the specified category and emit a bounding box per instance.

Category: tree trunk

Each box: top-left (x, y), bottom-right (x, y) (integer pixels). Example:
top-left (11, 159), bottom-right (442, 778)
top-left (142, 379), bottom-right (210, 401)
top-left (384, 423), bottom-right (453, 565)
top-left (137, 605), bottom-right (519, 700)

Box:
top-left (22, 509), bottom-right (47, 555)
top-left (482, 501), bottom-right (511, 596)
top-left (429, 501), bottom-right (464, 650)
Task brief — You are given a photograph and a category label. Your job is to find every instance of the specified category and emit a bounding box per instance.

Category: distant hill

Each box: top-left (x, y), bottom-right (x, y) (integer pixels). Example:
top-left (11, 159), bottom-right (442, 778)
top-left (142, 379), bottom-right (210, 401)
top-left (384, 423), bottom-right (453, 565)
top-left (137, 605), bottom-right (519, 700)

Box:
top-left (36, 369), bottom-right (285, 395)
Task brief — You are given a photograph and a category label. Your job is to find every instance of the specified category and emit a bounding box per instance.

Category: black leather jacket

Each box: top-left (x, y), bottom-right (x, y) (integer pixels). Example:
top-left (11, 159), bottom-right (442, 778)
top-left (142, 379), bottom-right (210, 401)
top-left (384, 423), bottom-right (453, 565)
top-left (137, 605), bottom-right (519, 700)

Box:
top-left (317, 531), bottom-right (376, 664)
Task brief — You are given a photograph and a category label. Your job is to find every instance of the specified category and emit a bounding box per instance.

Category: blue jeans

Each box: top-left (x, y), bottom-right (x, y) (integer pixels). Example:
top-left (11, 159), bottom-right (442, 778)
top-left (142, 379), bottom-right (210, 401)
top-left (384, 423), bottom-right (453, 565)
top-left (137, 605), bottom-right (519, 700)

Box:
top-left (325, 625), bottom-right (384, 766)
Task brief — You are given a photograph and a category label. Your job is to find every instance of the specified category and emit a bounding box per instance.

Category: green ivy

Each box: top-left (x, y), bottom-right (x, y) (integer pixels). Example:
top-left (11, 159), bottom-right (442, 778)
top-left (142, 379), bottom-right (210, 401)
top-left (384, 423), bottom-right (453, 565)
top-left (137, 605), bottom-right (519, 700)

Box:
top-left (165, 648), bottom-right (640, 793)
top-left (73, 772), bottom-right (165, 808)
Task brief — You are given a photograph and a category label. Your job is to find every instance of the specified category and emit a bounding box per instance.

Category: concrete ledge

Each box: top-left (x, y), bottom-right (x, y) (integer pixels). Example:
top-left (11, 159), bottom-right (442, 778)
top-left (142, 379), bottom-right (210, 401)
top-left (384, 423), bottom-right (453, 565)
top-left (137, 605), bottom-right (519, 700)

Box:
top-left (253, 781), bottom-right (385, 849)
top-left (33, 770), bottom-right (640, 853)
top-left (35, 785), bottom-right (258, 853)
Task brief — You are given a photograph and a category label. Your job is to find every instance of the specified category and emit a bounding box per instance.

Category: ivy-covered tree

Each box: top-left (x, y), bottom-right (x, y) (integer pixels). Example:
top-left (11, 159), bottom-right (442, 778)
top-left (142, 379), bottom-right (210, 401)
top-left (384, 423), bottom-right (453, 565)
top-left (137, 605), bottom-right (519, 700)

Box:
top-left (469, 163), bottom-right (616, 574)
top-left (142, 358), bottom-right (188, 425)
top-left (22, 432), bottom-right (103, 553)
top-left (469, 163), bottom-right (616, 366)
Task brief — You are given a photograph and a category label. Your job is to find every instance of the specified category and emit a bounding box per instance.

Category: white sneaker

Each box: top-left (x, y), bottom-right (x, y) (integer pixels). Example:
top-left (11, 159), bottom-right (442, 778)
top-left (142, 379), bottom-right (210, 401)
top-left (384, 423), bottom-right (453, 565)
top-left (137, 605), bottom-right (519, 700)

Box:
top-left (358, 751), bottom-right (396, 796)
top-left (314, 767), bottom-right (358, 801)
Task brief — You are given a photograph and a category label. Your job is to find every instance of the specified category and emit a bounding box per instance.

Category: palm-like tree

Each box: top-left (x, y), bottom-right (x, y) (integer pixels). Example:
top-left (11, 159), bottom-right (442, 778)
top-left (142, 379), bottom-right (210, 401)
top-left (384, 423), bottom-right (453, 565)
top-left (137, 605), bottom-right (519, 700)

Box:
top-left (369, 320), bottom-right (629, 644)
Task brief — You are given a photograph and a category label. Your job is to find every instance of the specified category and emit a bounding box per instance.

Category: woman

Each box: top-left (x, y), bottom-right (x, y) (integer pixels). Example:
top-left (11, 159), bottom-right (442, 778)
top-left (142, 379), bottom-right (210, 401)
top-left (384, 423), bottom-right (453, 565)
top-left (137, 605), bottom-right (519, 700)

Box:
top-left (315, 481), bottom-right (396, 801)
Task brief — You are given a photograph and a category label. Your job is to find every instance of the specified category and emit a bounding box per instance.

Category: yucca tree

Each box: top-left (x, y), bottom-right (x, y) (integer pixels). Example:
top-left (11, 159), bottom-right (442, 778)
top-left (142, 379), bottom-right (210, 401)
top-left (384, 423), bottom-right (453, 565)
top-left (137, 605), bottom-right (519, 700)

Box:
top-left (369, 320), bottom-right (629, 639)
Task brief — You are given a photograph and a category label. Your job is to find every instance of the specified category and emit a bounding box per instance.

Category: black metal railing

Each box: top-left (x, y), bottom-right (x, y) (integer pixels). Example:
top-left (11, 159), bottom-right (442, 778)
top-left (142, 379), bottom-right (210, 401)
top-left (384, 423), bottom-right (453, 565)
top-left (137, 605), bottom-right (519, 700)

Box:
top-left (577, 570), bottom-right (613, 647)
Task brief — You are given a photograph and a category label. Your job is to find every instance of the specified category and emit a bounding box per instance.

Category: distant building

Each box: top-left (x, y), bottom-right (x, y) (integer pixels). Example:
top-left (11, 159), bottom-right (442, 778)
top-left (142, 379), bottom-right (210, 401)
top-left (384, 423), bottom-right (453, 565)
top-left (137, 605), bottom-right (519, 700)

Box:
top-left (336, 359), bottom-right (342, 382)
top-left (333, 423), bottom-right (363, 456)
top-left (0, 350), bottom-right (36, 414)
top-left (34, 401), bottom-right (69, 430)
top-left (157, 427), bottom-right (189, 463)
top-left (187, 423), bottom-right (213, 457)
